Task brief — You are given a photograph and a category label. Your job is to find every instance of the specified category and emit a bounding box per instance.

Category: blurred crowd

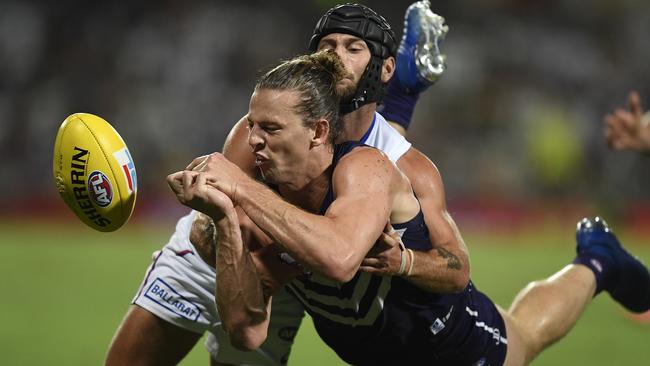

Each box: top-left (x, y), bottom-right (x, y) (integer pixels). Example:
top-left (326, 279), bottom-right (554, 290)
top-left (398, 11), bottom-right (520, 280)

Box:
top-left (2, 0), bottom-right (649, 221)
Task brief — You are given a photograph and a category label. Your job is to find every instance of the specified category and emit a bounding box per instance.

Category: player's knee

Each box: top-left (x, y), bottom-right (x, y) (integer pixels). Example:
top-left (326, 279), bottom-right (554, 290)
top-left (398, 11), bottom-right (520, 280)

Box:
top-left (508, 279), bottom-right (556, 361)
top-left (501, 311), bottom-right (540, 366)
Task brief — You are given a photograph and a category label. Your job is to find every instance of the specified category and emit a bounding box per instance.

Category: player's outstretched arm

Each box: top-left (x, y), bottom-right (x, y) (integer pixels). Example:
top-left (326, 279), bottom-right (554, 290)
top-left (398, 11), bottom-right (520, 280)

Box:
top-left (604, 91), bottom-right (650, 153)
top-left (214, 206), bottom-right (274, 351)
top-left (167, 170), bottom-right (273, 351)
top-left (361, 147), bottom-right (470, 293)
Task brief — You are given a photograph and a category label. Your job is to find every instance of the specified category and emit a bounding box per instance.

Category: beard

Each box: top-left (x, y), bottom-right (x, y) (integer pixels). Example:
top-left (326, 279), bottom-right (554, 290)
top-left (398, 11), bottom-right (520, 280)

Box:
top-left (336, 77), bottom-right (358, 104)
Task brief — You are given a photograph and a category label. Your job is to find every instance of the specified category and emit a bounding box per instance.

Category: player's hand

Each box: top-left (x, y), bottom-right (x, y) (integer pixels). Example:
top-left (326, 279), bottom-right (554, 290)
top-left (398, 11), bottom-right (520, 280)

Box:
top-left (167, 170), bottom-right (235, 222)
top-left (604, 91), bottom-right (650, 153)
top-left (186, 152), bottom-right (249, 203)
top-left (359, 222), bottom-right (405, 276)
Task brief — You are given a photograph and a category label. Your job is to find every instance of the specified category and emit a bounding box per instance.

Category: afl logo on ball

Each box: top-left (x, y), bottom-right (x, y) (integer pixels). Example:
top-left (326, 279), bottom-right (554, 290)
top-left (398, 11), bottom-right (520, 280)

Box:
top-left (88, 170), bottom-right (113, 207)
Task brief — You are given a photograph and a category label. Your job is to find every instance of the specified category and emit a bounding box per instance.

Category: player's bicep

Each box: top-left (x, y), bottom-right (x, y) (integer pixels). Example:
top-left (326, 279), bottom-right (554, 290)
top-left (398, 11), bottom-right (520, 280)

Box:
top-left (326, 149), bottom-right (395, 255)
top-left (398, 148), bottom-right (456, 244)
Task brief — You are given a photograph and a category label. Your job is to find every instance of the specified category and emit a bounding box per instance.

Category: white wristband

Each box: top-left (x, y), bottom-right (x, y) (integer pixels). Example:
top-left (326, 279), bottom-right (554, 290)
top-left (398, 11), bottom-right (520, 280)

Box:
top-left (406, 249), bottom-right (415, 277)
top-left (397, 240), bottom-right (407, 276)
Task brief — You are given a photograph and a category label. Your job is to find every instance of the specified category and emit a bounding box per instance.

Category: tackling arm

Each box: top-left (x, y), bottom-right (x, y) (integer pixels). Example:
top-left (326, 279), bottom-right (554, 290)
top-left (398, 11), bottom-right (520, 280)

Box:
top-left (360, 147), bottom-right (470, 293)
top-left (397, 148), bottom-right (470, 292)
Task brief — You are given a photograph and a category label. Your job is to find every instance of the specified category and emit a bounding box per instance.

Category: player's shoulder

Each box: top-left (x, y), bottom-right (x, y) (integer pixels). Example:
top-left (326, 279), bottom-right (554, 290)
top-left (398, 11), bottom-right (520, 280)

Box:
top-left (340, 144), bottom-right (392, 165)
top-left (334, 144), bottom-right (397, 181)
top-left (396, 146), bottom-right (446, 200)
top-left (224, 115), bottom-right (249, 147)
top-left (223, 115), bottom-right (257, 175)
top-left (397, 146), bottom-right (441, 175)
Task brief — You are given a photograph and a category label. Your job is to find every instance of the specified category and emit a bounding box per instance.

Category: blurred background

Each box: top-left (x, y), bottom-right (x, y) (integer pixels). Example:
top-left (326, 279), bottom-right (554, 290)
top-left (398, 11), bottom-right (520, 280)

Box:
top-left (1, 0), bottom-right (649, 365)
top-left (2, 0), bottom-right (650, 225)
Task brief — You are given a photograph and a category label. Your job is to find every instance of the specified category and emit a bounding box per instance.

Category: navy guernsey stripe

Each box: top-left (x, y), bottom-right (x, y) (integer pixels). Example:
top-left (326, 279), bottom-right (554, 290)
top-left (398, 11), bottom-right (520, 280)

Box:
top-left (287, 273), bottom-right (384, 320)
top-left (281, 131), bottom-right (506, 365)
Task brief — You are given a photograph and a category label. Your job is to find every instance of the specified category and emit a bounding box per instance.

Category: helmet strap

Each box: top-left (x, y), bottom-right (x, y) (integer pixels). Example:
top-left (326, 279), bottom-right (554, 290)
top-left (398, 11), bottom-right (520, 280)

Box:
top-left (340, 56), bottom-right (385, 115)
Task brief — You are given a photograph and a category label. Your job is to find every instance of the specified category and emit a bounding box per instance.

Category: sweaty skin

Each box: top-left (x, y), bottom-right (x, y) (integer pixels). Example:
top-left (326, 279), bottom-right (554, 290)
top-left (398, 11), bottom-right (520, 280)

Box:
top-left (188, 32), bottom-right (469, 296)
top-left (192, 114), bottom-right (469, 293)
top-left (169, 90), bottom-right (423, 349)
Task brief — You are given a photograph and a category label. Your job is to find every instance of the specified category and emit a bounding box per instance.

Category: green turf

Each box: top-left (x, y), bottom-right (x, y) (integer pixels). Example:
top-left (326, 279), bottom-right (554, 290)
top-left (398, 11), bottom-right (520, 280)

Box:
top-left (0, 220), bottom-right (648, 365)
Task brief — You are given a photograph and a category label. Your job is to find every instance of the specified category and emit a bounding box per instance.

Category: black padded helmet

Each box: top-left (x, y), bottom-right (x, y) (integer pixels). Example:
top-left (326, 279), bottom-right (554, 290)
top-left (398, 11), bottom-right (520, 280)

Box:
top-left (308, 4), bottom-right (397, 114)
top-left (309, 3), bottom-right (397, 59)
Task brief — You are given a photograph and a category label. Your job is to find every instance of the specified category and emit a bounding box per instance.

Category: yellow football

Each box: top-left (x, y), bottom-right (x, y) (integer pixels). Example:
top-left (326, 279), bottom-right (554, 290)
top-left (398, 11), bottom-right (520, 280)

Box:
top-left (53, 113), bottom-right (137, 232)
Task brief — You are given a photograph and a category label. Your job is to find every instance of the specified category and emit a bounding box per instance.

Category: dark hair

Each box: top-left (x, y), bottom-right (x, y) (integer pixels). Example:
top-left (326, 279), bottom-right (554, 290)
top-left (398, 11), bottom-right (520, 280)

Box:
top-left (255, 50), bottom-right (346, 143)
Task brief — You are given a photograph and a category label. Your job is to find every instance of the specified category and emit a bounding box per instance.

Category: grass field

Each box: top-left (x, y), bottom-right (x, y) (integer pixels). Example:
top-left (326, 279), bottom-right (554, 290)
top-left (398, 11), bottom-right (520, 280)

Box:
top-left (1, 218), bottom-right (649, 365)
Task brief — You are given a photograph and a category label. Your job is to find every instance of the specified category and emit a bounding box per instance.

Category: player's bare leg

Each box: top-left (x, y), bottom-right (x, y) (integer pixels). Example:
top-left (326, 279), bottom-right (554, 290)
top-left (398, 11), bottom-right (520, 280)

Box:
top-left (500, 217), bottom-right (650, 365)
top-left (501, 265), bottom-right (596, 365)
top-left (105, 305), bottom-right (202, 366)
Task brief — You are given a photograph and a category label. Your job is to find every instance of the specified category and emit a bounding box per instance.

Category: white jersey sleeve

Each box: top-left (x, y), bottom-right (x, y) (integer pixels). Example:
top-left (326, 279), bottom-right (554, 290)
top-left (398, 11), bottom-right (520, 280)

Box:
top-left (359, 112), bottom-right (412, 163)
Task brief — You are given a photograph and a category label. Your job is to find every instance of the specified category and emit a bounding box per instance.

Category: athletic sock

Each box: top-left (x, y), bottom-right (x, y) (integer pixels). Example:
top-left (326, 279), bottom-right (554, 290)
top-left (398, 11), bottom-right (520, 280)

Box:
top-left (572, 252), bottom-right (614, 295)
top-left (378, 75), bottom-right (420, 131)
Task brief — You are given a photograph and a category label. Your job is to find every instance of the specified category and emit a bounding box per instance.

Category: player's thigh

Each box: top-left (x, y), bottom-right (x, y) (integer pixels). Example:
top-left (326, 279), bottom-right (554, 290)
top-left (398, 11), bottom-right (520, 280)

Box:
top-left (105, 304), bottom-right (202, 366)
top-left (498, 307), bottom-right (528, 366)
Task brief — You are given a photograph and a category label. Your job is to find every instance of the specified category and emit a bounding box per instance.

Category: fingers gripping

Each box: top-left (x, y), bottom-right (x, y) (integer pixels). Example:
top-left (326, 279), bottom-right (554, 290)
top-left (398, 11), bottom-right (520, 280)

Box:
top-left (186, 154), bottom-right (209, 171)
top-left (359, 221), bottom-right (411, 276)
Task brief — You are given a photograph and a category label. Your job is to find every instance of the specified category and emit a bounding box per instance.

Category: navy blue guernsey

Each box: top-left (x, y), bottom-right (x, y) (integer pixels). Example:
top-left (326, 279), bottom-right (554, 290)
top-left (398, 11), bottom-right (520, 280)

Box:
top-left (284, 141), bottom-right (508, 366)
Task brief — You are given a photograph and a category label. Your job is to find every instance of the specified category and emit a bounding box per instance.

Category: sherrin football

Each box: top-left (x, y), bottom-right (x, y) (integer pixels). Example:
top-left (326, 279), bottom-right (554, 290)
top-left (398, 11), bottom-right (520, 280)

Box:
top-left (53, 113), bottom-right (137, 232)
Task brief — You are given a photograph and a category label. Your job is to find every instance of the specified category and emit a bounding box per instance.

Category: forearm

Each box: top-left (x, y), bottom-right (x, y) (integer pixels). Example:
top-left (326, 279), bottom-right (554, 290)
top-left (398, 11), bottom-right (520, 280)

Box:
top-left (409, 210), bottom-right (470, 292)
top-left (406, 246), bottom-right (468, 293)
top-left (396, 149), bottom-right (471, 292)
top-left (234, 179), bottom-right (360, 282)
top-left (214, 210), bottom-right (270, 350)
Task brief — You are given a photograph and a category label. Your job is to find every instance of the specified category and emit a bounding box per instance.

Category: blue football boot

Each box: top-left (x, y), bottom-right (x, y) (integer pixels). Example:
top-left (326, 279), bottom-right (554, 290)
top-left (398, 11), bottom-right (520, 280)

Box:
top-left (395, 1), bottom-right (448, 94)
top-left (576, 217), bottom-right (650, 313)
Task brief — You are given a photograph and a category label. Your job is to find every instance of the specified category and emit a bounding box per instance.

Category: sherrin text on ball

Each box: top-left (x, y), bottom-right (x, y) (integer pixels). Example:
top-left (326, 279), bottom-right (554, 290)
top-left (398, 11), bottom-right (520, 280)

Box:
top-left (53, 113), bottom-right (137, 232)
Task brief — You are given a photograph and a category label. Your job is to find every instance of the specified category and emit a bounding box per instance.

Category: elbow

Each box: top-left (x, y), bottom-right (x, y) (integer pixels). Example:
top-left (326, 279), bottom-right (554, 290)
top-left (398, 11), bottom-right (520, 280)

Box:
top-left (224, 322), bottom-right (267, 351)
top-left (451, 269), bottom-right (470, 293)
top-left (326, 267), bottom-right (357, 283)
top-left (306, 239), bottom-right (361, 282)
top-left (218, 304), bottom-right (268, 351)
top-left (449, 260), bottom-right (471, 293)
top-left (318, 254), bottom-right (359, 283)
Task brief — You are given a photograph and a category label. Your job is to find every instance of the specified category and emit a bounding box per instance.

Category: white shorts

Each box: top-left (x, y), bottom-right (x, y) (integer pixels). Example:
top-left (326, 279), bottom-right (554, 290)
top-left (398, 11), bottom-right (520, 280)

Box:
top-left (132, 211), bottom-right (305, 365)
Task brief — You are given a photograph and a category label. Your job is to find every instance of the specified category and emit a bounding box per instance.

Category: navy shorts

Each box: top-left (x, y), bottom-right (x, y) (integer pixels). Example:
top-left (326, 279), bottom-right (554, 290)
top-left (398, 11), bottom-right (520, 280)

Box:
top-left (309, 280), bottom-right (508, 366)
top-left (421, 281), bottom-right (508, 365)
